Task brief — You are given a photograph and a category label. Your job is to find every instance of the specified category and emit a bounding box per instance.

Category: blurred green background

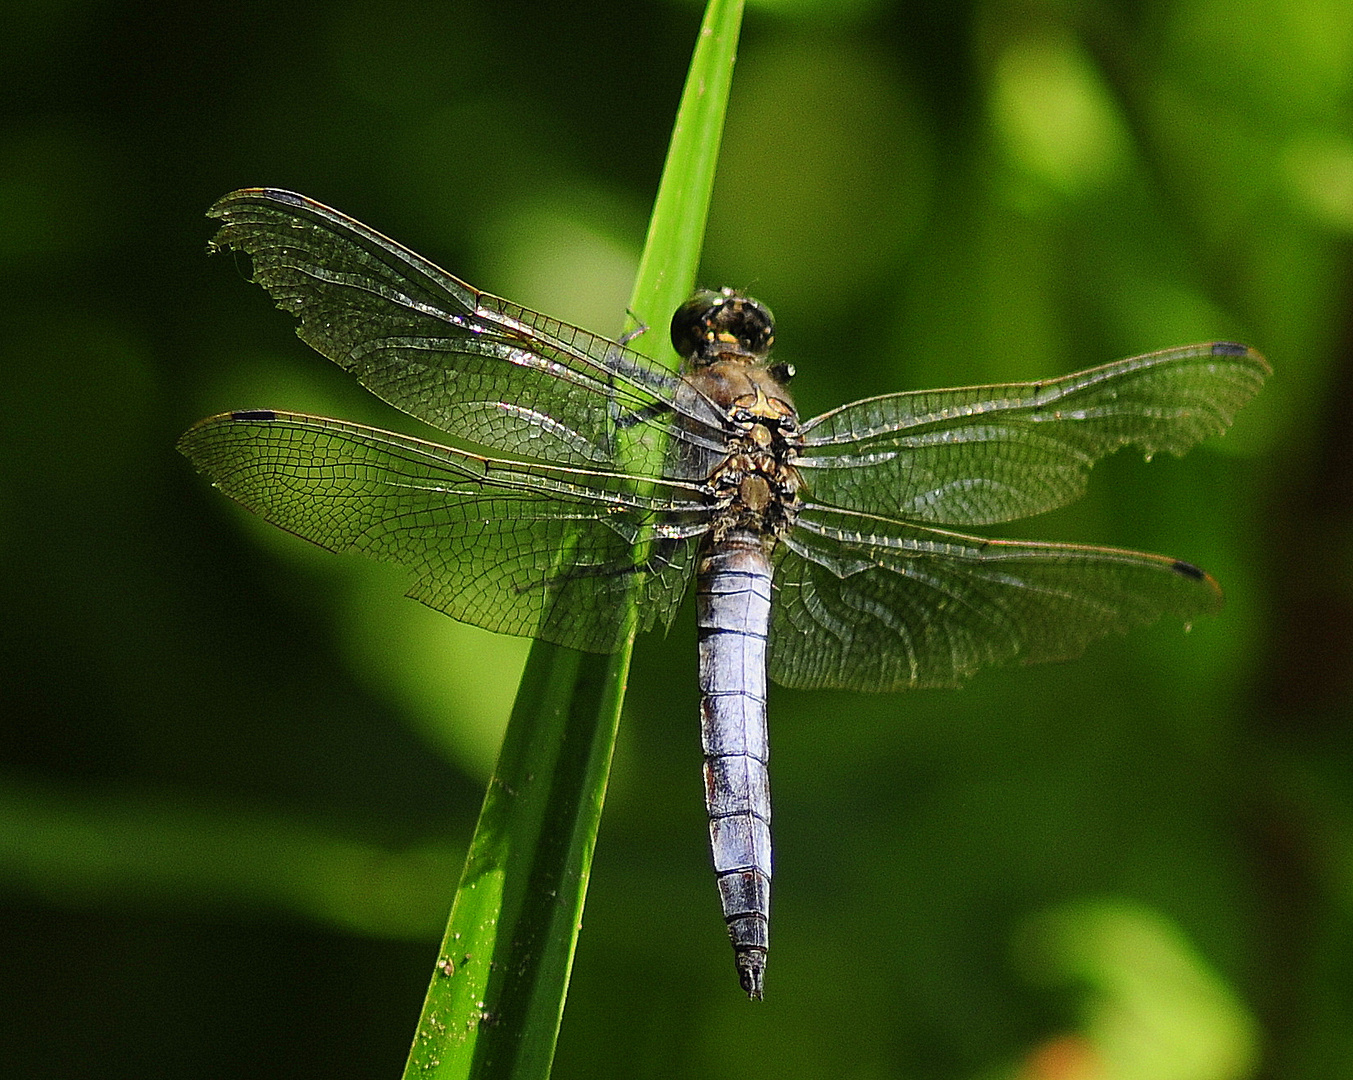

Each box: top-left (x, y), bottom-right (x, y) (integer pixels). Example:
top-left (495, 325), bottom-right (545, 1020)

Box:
top-left (2, 0), bottom-right (1349, 1077)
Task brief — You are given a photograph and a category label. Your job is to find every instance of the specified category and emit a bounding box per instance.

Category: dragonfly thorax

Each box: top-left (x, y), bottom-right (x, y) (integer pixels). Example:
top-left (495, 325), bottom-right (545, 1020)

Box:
top-left (683, 357), bottom-right (803, 543)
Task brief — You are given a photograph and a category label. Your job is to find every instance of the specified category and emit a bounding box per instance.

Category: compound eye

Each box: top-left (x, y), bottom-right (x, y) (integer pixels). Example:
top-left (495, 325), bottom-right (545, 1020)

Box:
top-left (730, 297), bottom-right (775, 357)
top-left (670, 288), bottom-right (777, 362)
top-left (769, 361), bottom-right (795, 385)
top-left (670, 290), bottom-right (726, 359)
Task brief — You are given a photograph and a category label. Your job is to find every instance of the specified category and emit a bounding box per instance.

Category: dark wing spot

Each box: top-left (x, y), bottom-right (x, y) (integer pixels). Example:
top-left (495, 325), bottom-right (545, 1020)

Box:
top-left (1210, 342), bottom-right (1249, 357)
top-left (231, 409), bottom-right (277, 421)
top-left (1172, 560), bottom-right (1206, 580)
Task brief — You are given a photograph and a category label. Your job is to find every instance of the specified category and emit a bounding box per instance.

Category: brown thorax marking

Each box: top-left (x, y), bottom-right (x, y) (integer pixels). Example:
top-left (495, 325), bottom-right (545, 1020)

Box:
top-left (687, 360), bottom-right (802, 542)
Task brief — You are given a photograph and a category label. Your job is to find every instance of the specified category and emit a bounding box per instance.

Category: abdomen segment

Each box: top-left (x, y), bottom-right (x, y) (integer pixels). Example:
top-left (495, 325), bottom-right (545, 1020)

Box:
top-left (696, 532), bottom-right (774, 999)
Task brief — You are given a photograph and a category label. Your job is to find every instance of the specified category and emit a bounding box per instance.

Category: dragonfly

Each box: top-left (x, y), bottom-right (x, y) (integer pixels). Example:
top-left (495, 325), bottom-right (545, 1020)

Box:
top-left (179, 188), bottom-right (1269, 999)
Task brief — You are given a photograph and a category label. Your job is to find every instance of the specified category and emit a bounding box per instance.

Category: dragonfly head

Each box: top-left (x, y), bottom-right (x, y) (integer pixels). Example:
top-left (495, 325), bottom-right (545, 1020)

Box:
top-left (671, 288), bottom-right (776, 367)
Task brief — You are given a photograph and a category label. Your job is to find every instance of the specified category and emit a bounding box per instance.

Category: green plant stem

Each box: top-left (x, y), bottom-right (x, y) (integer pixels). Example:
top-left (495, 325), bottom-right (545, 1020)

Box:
top-left (401, 2), bottom-right (744, 1077)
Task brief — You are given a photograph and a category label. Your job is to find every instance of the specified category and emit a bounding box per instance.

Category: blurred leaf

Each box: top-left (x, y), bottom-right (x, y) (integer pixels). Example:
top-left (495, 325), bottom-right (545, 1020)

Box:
top-left (1015, 900), bottom-right (1259, 1080)
top-left (0, 778), bottom-right (454, 939)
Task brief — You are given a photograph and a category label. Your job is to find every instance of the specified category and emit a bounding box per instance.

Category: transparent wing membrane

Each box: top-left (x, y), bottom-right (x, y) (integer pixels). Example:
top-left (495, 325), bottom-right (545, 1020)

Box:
top-left (207, 189), bottom-right (727, 468)
top-left (796, 343), bottom-right (1269, 525)
top-left (771, 505), bottom-right (1225, 692)
top-left (178, 410), bottom-right (708, 652)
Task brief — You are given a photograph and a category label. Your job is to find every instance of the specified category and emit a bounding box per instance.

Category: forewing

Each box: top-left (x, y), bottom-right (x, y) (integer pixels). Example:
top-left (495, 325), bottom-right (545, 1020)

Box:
top-left (207, 189), bottom-right (725, 467)
top-left (177, 411), bottom-right (711, 652)
top-left (796, 343), bottom-right (1270, 525)
top-left (770, 504), bottom-right (1224, 692)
